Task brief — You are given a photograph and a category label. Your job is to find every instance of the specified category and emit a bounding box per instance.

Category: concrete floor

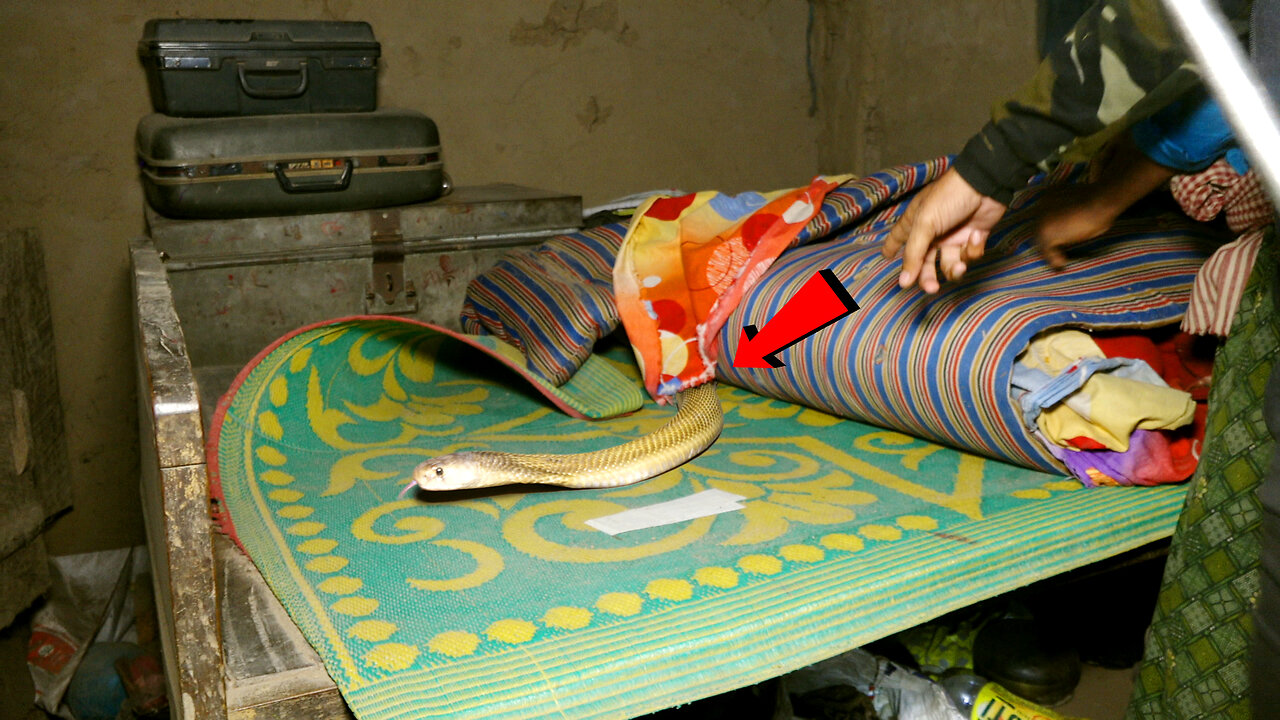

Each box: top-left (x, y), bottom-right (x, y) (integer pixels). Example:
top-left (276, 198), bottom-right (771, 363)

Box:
top-left (1060, 664), bottom-right (1139, 720)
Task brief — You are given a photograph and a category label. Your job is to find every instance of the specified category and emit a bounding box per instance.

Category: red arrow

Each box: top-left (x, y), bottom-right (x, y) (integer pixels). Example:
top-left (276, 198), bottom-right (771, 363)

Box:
top-left (732, 269), bottom-right (859, 369)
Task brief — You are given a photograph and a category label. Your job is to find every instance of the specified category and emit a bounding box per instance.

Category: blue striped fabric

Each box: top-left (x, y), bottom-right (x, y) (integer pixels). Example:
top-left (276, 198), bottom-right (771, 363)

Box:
top-left (793, 158), bottom-right (950, 247)
top-left (459, 165), bottom-right (951, 387)
top-left (460, 159), bottom-right (1220, 471)
top-left (460, 224), bottom-right (626, 386)
top-left (716, 165), bottom-right (1223, 471)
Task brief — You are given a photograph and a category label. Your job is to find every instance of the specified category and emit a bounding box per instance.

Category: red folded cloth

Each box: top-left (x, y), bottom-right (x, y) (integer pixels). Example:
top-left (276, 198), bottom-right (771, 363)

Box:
top-left (1063, 328), bottom-right (1214, 484)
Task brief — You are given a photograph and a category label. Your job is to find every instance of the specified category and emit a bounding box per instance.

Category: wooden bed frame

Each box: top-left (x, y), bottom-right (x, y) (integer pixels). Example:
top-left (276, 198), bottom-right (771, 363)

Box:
top-left (132, 186), bottom-right (589, 719)
top-left (136, 235), bottom-right (353, 720)
top-left (131, 186), bottom-right (1174, 719)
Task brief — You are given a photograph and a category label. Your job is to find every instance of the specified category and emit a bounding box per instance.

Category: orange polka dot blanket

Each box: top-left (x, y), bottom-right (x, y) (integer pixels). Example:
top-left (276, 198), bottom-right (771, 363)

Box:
top-left (614, 176), bottom-right (850, 400)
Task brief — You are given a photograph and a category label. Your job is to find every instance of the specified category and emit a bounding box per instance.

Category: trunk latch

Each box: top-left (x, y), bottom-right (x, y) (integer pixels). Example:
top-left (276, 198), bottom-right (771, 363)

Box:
top-left (365, 208), bottom-right (418, 314)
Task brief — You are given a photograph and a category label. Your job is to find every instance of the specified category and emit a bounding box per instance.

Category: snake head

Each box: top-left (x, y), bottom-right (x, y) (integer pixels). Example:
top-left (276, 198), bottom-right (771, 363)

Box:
top-left (413, 453), bottom-right (482, 491)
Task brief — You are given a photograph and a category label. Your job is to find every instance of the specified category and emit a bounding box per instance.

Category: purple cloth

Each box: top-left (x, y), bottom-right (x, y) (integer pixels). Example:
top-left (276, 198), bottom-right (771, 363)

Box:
top-left (1045, 429), bottom-right (1197, 488)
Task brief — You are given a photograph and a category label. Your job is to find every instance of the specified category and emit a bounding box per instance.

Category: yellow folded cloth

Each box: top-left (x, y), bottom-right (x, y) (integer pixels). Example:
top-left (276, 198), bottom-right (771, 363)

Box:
top-left (1020, 330), bottom-right (1195, 452)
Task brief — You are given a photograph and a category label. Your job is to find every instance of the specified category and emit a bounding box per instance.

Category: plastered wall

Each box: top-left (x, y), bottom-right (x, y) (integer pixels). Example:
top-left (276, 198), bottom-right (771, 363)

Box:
top-left (811, 0), bottom-right (1043, 175)
top-left (0, 1), bottom-right (1037, 555)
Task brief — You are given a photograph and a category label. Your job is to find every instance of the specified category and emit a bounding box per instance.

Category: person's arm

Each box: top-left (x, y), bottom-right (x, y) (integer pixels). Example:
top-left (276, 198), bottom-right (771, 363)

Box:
top-left (955, 0), bottom-right (1213, 205)
top-left (884, 0), bottom-right (1251, 292)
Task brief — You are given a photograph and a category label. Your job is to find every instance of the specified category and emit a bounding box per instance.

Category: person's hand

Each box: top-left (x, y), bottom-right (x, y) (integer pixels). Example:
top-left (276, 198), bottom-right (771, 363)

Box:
top-left (881, 169), bottom-right (1007, 293)
top-left (1034, 139), bottom-right (1176, 269)
top-left (1033, 184), bottom-right (1123, 269)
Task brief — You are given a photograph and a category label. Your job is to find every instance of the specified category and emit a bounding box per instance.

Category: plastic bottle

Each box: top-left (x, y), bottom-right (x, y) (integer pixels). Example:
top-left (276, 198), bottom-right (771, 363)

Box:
top-left (942, 673), bottom-right (1074, 720)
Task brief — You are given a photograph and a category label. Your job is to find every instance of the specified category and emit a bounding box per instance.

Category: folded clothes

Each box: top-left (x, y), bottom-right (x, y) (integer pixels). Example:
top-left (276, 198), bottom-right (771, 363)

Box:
top-left (1011, 329), bottom-right (1201, 488)
top-left (1044, 428), bottom-right (1198, 488)
top-left (1012, 330), bottom-right (1195, 453)
top-left (1093, 328), bottom-right (1214, 401)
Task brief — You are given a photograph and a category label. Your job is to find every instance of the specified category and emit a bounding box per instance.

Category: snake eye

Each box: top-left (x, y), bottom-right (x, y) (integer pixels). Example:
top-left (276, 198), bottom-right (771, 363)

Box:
top-left (434, 466), bottom-right (444, 477)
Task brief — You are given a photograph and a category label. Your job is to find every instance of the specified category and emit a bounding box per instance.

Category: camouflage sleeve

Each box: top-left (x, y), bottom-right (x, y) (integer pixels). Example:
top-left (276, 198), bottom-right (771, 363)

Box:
top-left (953, 0), bottom-right (1251, 204)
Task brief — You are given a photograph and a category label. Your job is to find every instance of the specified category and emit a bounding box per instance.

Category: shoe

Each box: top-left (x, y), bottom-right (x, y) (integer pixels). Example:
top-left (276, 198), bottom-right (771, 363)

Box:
top-left (972, 617), bottom-right (1081, 706)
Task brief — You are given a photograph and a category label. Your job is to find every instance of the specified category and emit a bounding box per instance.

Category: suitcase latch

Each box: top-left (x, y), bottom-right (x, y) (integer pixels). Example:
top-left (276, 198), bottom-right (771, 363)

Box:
top-left (365, 209), bottom-right (418, 314)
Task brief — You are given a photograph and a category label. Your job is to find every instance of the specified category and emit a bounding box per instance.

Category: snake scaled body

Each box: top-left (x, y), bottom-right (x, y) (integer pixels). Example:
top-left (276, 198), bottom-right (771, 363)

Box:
top-left (409, 383), bottom-right (722, 492)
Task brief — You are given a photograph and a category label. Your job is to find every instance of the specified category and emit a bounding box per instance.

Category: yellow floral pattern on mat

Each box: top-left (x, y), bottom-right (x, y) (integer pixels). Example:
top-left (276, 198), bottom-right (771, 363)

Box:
top-left (213, 318), bottom-right (1185, 704)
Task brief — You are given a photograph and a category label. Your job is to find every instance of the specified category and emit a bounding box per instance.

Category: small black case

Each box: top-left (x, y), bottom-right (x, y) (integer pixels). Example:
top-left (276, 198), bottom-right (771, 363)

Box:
top-left (138, 19), bottom-right (380, 117)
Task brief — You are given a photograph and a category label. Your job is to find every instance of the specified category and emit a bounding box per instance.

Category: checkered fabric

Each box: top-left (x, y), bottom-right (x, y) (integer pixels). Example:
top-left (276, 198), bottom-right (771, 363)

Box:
top-left (1170, 159), bottom-right (1273, 232)
top-left (1171, 159), bottom-right (1275, 337)
top-left (1126, 227), bottom-right (1279, 720)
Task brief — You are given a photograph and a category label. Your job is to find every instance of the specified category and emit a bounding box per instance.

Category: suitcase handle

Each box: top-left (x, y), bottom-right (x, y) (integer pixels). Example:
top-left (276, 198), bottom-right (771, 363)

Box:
top-left (274, 160), bottom-right (353, 193)
top-left (237, 61), bottom-right (309, 99)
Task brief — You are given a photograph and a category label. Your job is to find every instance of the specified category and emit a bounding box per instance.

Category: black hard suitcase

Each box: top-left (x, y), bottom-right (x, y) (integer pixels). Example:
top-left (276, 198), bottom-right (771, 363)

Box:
top-left (136, 109), bottom-right (448, 219)
top-left (138, 19), bottom-right (379, 117)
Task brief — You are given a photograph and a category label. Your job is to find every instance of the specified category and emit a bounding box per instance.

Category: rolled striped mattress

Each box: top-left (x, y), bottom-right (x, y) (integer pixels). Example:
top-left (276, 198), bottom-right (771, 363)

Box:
top-left (460, 159), bottom-right (1223, 473)
top-left (717, 161), bottom-right (1223, 472)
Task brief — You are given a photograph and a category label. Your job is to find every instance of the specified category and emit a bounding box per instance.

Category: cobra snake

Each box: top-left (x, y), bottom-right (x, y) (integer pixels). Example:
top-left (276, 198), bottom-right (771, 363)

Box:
top-left (406, 383), bottom-right (722, 493)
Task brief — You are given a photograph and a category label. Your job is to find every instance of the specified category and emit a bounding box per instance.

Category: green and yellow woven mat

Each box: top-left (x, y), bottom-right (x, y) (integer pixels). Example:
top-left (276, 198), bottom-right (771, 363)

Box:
top-left (210, 316), bottom-right (1188, 720)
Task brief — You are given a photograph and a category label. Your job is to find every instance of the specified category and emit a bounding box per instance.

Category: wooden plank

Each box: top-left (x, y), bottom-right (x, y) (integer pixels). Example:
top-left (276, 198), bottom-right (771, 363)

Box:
top-left (227, 685), bottom-right (353, 720)
top-left (133, 236), bottom-right (205, 469)
top-left (216, 535), bottom-right (352, 718)
top-left (199, 366), bottom-right (351, 717)
top-left (0, 228), bottom-right (71, 521)
top-left (0, 228), bottom-right (66, 627)
top-left (133, 236), bottom-right (226, 720)
top-left (138, 458), bottom-right (225, 720)
top-left (217, 533), bottom-right (325, 682)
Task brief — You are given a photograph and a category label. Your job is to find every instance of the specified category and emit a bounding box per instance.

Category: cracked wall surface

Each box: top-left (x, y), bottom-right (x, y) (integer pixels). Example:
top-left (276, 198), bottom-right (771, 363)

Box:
top-left (0, 0), bottom-right (1037, 555)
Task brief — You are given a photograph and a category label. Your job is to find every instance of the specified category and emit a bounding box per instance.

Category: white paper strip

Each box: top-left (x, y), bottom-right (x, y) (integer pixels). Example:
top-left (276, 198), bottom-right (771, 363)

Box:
top-left (585, 489), bottom-right (747, 536)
